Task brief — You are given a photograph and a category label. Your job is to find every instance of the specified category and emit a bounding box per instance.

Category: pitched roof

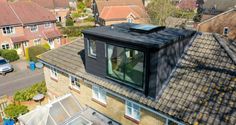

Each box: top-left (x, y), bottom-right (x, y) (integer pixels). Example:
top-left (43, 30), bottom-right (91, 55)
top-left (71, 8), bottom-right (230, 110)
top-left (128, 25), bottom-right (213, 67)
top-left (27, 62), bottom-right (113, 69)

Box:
top-left (42, 29), bottom-right (62, 39)
top-left (31, 0), bottom-right (69, 9)
top-left (0, 2), bottom-right (21, 26)
top-left (203, 0), bottom-right (236, 12)
top-left (10, 1), bottom-right (56, 24)
top-left (0, 1), bottom-right (56, 27)
top-left (177, 0), bottom-right (197, 10)
top-left (100, 6), bottom-right (140, 20)
top-left (95, 0), bottom-right (148, 20)
top-left (38, 33), bottom-right (236, 124)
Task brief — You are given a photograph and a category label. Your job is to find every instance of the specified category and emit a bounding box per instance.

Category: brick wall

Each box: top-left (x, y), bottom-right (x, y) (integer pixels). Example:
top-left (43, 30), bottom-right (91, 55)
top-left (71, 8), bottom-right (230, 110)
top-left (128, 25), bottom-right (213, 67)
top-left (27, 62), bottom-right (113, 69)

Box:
top-left (43, 66), bottom-right (167, 125)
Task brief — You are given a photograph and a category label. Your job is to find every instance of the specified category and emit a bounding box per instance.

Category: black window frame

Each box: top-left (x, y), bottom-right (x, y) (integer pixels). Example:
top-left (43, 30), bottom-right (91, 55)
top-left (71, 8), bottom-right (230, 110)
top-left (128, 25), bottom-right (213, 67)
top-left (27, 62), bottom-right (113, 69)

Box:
top-left (87, 39), bottom-right (97, 58)
top-left (105, 43), bottom-right (146, 91)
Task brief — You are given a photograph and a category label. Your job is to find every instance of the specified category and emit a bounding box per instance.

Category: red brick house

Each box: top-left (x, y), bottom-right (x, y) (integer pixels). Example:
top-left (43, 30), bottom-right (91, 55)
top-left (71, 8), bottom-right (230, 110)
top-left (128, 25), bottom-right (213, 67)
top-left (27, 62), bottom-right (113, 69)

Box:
top-left (30, 0), bottom-right (70, 26)
top-left (0, 1), bottom-right (65, 56)
top-left (92, 0), bottom-right (149, 26)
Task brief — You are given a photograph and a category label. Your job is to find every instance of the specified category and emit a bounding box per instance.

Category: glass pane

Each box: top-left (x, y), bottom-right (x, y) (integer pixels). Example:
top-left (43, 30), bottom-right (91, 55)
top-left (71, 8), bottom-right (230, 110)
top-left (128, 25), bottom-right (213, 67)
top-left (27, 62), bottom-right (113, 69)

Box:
top-left (126, 107), bottom-right (132, 115)
top-left (89, 40), bottom-right (96, 56)
top-left (60, 96), bottom-right (82, 116)
top-left (107, 44), bottom-right (125, 80)
top-left (125, 49), bottom-right (144, 87)
top-left (133, 109), bottom-right (140, 120)
top-left (49, 102), bottom-right (69, 124)
top-left (133, 103), bottom-right (140, 110)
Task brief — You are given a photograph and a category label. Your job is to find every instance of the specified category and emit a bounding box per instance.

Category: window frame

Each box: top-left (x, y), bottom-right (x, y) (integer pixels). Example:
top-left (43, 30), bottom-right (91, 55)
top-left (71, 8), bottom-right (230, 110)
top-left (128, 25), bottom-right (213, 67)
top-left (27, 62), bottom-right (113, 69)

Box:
top-left (14, 43), bottom-right (21, 49)
top-left (92, 85), bottom-right (106, 104)
top-left (69, 75), bottom-right (80, 91)
top-left (125, 100), bottom-right (141, 121)
top-left (127, 17), bottom-right (133, 23)
top-left (44, 22), bottom-right (52, 28)
top-left (106, 43), bottom-right (145, 90)
top-left (23, 41), bottom-right (29, 47)
top-left (29, 25), bottom-right (38, 32)
top-left (33, 38), bottom-right (41, 45)
top-left (50, 67), bottom-right (58, 80)
top-left (2, 26), bottom-right (15, 35)
top-left (1, 43), bottom-right (10, 50)
top-left (87, 39), bottom-right (97, 58)
top-left (223, 27), bottom-right (229, 36)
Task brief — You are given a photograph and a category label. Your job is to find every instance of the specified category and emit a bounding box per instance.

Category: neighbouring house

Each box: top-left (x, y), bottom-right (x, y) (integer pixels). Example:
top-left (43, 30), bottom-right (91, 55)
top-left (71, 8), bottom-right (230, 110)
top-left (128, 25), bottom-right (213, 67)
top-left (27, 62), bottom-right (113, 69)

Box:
top-left (92, 0), bottom-right (149, 26)
top-left (202, 0), bottom-right (236, 21)
top-left (68, 0), bottom-right (77, 10)
top-left (177, 0), bottom-right (197, 11)
top-left (18, 94), bottom-right (120, 125)
top-left (29, 0), bottom-right (70, 26)
top-left (0, 1), bottom-right (65, 56)
top-left (198, 7), bottom-right (236, 40)
top-left (38, 23), bottom-right (236, 125)
top-left (0, 96), bottom-right (8, 123)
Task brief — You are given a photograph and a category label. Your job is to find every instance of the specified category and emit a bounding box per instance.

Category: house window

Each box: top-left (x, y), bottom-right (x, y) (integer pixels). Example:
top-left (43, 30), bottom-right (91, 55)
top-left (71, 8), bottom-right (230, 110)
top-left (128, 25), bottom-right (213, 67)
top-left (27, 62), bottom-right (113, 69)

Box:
top-left (23, 41), bottom-right (28, 47)
top-left (44, 22), bottom-right (52, 28)
top-left (127, 18), bottom-right (133, 23)
top-left (92, 85), bottom-right (106, 104)
top-left (34, 39), bottom-right (41, 45)
top-left (29, 25), bottom-right (38, 32)
top-left (56, 17), bottom-right (62, 22)
top-left (69, 75), bottom-right (80, 90)
top-left (87, 39), bottom-right (96, 57)
top-left (223, 27), bottom-right (229, 36)
top-left (1, 43), bottom-right (10, 49)
top-left (2, 26), bottom-right (15, 35)
top-left (107, 44), bottom-right (145, 89)
top-left (50, 67), bottom-right (58, 80)
top-left (57, 38), bottom-right (61, 43)
top-left (125, 100), bottom-right (140, 121)
top-left (14, 43), bottom-right (21, 49)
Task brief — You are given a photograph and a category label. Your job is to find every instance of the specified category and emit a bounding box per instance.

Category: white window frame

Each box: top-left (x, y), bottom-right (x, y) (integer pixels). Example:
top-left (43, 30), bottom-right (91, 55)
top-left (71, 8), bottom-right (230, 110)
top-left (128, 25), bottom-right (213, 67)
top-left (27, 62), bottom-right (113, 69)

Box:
top-left (2, 26), bottom-right (15, 35)
top-left (125, 100), bottom-right (141, 121)
top-left (127, 18), bottom-right (133, 23)
top-left (92, 85), bottom-right (106, 104)
top-left (29, 25), bottom-right (38, 32)
top-left (33, 38), bottom-right (41, 45)
top-left (50, 67), bottom-right (58, 80)
top-left (1, 43), bottom-right (10, 50)
top-left (44, 22), bottom-right (52, 28)
top-left (23, 41), bottom-right (29, 47)
top-left (223, 27), bottom-right (229, 36)
top-left (69, 75), bottom-right (80, 91)
top-left (87, 39), bottom-right (96, 57)
top-left (14, 43), bottom-right (21, 49)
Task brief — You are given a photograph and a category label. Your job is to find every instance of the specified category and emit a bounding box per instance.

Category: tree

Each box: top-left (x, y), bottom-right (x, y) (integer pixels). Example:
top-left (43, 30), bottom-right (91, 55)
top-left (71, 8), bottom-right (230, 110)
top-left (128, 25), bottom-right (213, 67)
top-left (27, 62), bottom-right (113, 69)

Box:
top-left (193, 0), bottom-right (204, 22)
top-left (4, 104), bottom-right (29, 120)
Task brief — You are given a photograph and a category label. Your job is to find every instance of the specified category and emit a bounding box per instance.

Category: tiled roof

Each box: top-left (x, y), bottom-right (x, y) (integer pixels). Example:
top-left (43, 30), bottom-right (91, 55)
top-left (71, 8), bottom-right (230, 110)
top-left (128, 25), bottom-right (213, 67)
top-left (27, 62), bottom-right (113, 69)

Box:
top-left (11, 35), bottom-right (28, 43)
top-left (100, 6), bottom-right (140, 20)
top-left (0, 1), bottom-right (56, 27)
top-left (39, 33), bottom-right (236, 125)
top-left (203, 0), bottom-right (236, 12)
top-left (95, 0), bottom-right (148, 21)
top-left (42, 29), bottom-right (62, 39)
top-left (177, 0), bottom-right (197, 10)
top-left (30, 0), bottom-right (69, 9)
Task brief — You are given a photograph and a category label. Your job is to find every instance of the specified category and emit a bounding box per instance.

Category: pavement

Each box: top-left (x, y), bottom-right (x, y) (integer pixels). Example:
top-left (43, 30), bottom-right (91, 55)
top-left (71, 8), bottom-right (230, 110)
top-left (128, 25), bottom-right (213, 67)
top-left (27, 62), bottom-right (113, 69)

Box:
top-left (0, 59), bottom-right (45, 96)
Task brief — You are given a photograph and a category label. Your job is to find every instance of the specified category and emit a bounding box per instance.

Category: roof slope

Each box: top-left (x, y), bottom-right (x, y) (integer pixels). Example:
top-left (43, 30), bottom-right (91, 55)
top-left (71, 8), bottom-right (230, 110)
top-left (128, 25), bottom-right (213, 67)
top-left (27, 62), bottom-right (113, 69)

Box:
top-left (39, 33), bottom-right (236, 124)
top-left (31, 0), bottom-right (69, 9)
top-left (10, 1), bottom-right (56, 24)
top-left (0, 1), bottom-right (56, 26)
top-left (0, 2), bottom-right (21, 26)
top-left (156, 33), bottom-right (236, 124)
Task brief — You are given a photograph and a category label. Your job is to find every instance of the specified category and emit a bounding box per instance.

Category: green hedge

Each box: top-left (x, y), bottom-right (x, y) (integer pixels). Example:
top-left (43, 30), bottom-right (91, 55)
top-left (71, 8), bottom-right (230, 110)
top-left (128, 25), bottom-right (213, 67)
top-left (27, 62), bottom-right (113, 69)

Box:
top-left (66, 18), bottom-right (74, 26)
top-left (4, 104), bottom-right (29, 120)
top-left (13, 81), bottom-right (47, 102)
top-left (61, 26), bottom-right (93, 37)
top-left (27, 44), bottom-right (50, 62)
top-left (0, 49), bottom-right (19, 62)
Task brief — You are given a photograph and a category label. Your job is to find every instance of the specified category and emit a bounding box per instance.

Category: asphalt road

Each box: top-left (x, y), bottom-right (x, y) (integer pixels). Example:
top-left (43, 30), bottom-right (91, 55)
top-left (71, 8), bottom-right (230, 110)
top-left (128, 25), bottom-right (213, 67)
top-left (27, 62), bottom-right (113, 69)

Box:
top-left (0, 60), bottom-right (45, 96)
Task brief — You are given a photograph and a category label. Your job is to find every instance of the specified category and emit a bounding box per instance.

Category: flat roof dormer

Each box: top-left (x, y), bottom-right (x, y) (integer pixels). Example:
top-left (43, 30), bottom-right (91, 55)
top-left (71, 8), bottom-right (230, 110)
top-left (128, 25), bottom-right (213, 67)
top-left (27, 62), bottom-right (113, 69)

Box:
top-left (83, 23), bottom-right (195, 98)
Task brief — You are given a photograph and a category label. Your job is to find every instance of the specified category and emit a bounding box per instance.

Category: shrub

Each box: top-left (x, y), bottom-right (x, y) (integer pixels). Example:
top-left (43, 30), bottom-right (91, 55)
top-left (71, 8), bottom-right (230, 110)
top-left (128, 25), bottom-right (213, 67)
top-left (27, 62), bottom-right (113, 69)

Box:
top-left (13, 81), bottom-right (47, 102)
top-left (66, 18), bottom-right (74, 26)
top-left (27, 45), bottom-right (49, 62)
top-left (42, 43), bottom-right (50, 50)
top-left (1, 50), bottom-right (19, 62)
top-left (4, 104), bottom-right (29, 120)
top-left (61, 26), bottom-right (93, 37)
top-left (84, 16), bottom-right (95, 22)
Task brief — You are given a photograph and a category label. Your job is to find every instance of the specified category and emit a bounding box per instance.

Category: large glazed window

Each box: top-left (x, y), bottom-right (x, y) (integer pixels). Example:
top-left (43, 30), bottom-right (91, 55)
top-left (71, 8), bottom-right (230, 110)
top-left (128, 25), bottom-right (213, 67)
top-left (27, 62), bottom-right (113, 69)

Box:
top-left (107, 44), bottom-right (144, 88)
top-left (87, 39), bottom-right (96, 57)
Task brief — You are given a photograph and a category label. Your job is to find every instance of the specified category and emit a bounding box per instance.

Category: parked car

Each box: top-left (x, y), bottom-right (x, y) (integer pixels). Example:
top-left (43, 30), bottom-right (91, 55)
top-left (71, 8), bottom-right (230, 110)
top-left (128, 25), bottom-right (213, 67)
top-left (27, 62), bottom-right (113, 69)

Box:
top-left (0, 57), bottom-right (13, 75)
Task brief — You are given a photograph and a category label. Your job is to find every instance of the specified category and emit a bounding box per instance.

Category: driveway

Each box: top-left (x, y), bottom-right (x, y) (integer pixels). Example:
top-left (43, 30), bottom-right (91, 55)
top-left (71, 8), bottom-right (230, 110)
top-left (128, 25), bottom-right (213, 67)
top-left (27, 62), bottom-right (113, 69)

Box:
top-left (0, 59), bottom-right (45, 96)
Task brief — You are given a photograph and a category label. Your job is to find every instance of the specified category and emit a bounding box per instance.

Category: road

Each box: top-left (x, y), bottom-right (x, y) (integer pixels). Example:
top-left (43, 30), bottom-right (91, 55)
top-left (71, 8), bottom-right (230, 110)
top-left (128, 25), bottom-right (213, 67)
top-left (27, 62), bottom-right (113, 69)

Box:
top-left (0, 60), bottom-right (45, 96)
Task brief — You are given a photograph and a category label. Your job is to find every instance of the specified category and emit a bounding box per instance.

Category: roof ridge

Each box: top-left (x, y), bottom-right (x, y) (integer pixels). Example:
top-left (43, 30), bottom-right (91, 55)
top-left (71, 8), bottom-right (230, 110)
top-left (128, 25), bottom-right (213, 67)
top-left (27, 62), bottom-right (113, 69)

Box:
top-left (213, 33), bottom-right (236, 65)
